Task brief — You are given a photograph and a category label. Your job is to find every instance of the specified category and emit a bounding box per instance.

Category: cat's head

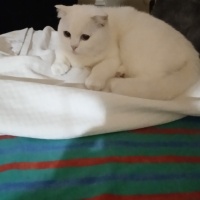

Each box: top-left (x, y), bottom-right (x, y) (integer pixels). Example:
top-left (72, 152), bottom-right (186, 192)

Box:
top-left (55, 5), bottom-right (109, 56)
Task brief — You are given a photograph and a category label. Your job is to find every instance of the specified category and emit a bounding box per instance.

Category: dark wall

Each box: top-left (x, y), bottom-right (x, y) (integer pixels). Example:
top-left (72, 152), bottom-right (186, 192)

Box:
top-left (0, 0), bottom-right (78, 34)
top-left (151, 0), bottom-right (200, 54)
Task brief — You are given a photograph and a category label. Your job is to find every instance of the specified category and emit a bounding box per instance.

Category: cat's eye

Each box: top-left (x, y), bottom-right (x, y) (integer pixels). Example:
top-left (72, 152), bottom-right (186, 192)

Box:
top-left (63, 31), bottom-right (71, 38)
top-left (81, 34), bottom-right (90, 41)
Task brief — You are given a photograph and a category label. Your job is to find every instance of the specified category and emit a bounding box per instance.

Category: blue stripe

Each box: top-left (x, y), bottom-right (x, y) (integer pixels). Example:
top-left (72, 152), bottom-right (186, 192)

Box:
top-left (1, 172), bottom-right (200, 191)
top-left (0, 140), bottom-right (200, 155)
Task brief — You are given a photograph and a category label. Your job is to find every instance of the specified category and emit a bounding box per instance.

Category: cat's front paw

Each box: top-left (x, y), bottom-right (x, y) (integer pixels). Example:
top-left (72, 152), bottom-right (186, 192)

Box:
top-left (51, 63), bottom-right (70, 75)
top-left (85, 76), bottom-right (106, 91)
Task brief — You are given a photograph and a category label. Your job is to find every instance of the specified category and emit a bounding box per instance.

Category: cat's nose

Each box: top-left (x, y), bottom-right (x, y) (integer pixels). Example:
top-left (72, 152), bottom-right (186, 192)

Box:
top-left (71, 45), bottom-right (78, 51)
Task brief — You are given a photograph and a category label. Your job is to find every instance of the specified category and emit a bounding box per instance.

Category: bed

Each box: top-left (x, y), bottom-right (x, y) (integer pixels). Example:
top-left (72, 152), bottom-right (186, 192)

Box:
top-left (0, 1), bottom-right (200, 200)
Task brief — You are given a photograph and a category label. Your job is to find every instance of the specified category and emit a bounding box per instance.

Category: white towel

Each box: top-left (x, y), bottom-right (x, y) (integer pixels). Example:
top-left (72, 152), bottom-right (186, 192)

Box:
top-left (0, 27), bottom-right (199, 139)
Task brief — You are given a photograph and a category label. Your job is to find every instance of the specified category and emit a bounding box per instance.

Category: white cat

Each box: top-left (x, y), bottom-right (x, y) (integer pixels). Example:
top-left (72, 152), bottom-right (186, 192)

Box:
top-left (51, 4), bottom-right (200, 100)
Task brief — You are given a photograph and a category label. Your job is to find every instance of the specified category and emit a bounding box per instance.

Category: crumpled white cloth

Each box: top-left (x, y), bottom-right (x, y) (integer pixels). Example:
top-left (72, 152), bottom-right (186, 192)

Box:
top-left (0, 27), bottom-right (199, 139)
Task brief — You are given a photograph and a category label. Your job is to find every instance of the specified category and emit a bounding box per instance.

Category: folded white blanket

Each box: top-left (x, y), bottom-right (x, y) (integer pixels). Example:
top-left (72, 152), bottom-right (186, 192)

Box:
top-left (0, 27), bottom-right (199, 139)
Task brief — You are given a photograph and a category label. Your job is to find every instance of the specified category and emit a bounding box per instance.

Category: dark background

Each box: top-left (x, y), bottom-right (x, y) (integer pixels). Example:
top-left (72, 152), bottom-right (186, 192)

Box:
top-left (151, 0), bottom-right (200, 54)
top-left (0, 0), bottom-right (78, 34)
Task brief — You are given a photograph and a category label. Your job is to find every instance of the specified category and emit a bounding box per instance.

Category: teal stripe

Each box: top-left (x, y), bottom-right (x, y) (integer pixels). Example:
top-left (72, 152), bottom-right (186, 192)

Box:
top-left (1, 133), bottom-right (200, 164)
top-left (1, 179), bottom-right (200, 200)
top-left (1, 139), bottom-right (200, 155)
top-left (1, 172), bottom-right (200, 192)
top-left (1, 131), bottom-right (200, 149)
top-left (1, 163), bottom-right (200, 183)
top-left (158, 116), bottom-right (200, 128)
top-left (1, 149), bottom-right (200, 165)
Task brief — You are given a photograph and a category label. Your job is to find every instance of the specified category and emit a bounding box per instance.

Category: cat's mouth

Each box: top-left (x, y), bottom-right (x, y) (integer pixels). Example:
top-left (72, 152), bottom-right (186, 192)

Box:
top-left (72, 50), bottom-right (78, 55)
top-left (70, 45), bottom-right (79, 55)
top-left (71, 49), bottom-right (79, 55)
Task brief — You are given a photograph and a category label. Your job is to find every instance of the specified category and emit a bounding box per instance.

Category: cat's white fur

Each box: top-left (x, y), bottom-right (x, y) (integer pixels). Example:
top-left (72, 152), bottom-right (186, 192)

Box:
top-left (51, 5), bottom-right (200, 100)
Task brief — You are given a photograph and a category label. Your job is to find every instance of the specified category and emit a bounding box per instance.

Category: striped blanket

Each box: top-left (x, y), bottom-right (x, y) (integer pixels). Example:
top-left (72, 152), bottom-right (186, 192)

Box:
top-left (1, 116), bottom-right (200, 200)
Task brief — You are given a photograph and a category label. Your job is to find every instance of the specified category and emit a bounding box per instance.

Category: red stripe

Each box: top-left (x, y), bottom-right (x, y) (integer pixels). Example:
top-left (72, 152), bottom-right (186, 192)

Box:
top-left (0, 135), bottom-right (15, 140)
top-left (1, 156), bottom-right (200, 172)
top-left (87, 192), bottom-right (200, 200)
top-left (135, 128), bottom-right (200, 134)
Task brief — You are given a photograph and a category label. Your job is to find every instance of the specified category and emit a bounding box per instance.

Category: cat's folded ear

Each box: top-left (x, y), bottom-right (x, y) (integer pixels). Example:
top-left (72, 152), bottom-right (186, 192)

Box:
top-left (55, 5), bottom-right (69, 18)
top-left (92, 15), bottom-right (108, 27)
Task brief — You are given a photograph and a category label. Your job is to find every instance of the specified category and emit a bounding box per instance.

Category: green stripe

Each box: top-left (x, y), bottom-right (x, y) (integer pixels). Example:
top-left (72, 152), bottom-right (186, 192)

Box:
top-left (1, 163), bottom-right (200, 183)
top-left (1, 131), bottom-right (200, 149)
top-left (1, 179), bottom-right (200, 200)
top-left (1, 145), bottom-right (200, 164)
top-left (1, 133), bottom-right (200, 164)
top-left (158, 117), bottom-right (200, 128)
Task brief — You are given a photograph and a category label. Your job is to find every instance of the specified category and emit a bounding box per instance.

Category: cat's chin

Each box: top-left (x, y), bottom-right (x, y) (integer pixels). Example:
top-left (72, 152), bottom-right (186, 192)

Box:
top-left (68, 51), bottom-right (77, 56)
top-left (71, 50), bottom-right (78, 55)
top-left (72, 51), bottom-right (77, 55)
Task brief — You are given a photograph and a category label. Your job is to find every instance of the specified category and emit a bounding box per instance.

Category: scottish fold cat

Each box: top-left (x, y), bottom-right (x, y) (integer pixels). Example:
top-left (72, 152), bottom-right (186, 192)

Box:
top-left (51, 5), bottom-right (200, 100)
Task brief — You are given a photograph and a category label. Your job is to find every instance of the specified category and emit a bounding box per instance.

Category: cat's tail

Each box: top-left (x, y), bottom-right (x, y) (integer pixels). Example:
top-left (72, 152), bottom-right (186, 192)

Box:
top-left (109, 60), bottom-right (200, 100)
